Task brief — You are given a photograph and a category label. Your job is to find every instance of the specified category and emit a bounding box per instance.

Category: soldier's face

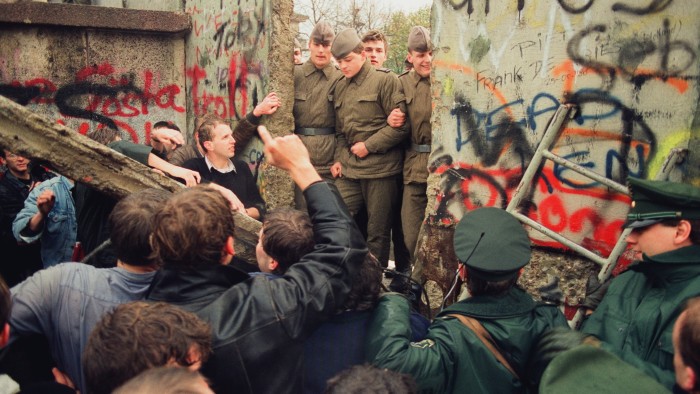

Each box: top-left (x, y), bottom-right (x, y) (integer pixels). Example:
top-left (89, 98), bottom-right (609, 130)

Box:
top-left (625, 221), bottom-right (683, 260)
top-left (408, 50), bottom-right (433, 78)
top-left (363, 40), bottom-right (386, 68)
top-left (294, 47), bottom-right (302, 65)
top-left (309, 41), bottom-right (331, 69)
top-left (338, 52), bottom-right (365, 78)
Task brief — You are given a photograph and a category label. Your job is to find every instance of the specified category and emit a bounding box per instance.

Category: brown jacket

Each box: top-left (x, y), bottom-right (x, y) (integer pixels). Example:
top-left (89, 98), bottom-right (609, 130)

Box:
top-left (399, 69), bottom-right (431, 184)
top-left (332, 60), bottom-right (408, 179)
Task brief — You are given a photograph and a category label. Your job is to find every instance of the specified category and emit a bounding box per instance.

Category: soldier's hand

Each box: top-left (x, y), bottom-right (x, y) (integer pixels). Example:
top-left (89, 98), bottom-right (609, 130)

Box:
top-left (253, 92), bottom-right (281, 117)
top-left (581, 273), bottom-right (611, 313)
top-left (538, 275), bottom-right (564, 306)
top-left (388, 108), bottom-right (406, 128)
top-left (350, 142), bottom-right (369, 158)
top-left (330, 162), bottom-right (342, 178)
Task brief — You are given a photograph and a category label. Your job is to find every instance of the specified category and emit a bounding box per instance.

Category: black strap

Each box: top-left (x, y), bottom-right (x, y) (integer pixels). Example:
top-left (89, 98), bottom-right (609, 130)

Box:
top-left (411, 143), bottom-right (431, 153)
top-left (294, 127), bottom-right (335, 136)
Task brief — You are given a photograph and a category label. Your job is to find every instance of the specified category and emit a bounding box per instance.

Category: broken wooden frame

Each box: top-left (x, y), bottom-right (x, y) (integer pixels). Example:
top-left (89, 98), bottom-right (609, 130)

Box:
top-left (0, 95), bottom-right (260, 263)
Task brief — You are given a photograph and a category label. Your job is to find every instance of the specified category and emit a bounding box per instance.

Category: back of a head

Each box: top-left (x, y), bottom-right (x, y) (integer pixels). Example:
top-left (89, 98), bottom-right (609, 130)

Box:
top-left (262, 207), bottom-right (314, 274)
top-left (153, 120), bottom-right (181, 133)
top-left (86, 128), bottom-right (121, 145)
top-left (342, 253), bottom-right (382, 312)
top-left (325, 364), bottom-right (417, 394)
top-left (83, 301), bottom-right (212, 394)
top-left (150, 186), bottom-right (235, 269)
top-left (680, 297), bottom-right (700, 392)
top-left (108, 188), bottom-right (172, 267)
top-left (113, 366), bottom-right (213, 394)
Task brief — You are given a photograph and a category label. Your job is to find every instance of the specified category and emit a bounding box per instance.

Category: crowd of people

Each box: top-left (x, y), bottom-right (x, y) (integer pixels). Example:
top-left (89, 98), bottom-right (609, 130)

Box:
top-left (0, 20), bottom-right (698, 394)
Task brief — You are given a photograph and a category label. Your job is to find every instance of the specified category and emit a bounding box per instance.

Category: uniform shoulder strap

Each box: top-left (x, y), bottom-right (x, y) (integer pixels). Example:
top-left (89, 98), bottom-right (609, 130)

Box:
top-left (447, 314), bottom-right (520, 380)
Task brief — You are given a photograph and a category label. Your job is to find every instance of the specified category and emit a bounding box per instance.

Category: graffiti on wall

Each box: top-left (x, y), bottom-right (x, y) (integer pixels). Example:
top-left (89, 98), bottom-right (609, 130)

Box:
top-left (431, 0), bottom-right (698, 256)
top-left (0, 59), bottom-right (185, 143)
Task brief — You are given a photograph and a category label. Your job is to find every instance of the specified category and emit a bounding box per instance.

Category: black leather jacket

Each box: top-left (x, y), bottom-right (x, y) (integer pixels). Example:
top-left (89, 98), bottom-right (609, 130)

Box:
top-left (146, 181), bottom-right (367, 393)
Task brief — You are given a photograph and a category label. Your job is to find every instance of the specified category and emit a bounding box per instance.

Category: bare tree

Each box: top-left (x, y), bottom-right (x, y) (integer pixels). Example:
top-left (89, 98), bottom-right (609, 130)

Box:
top-left (295, 0), bottom-right (389, 37)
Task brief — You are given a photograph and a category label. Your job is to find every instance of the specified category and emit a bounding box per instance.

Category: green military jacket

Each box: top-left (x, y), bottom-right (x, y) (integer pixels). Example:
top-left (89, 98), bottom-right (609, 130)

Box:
top-left (294, 61), bottom-right (342, 175)
top-left (332, 60), bottom-right (408, 179)
top-left (366, 288), bottom-right (568, 393)
top-left (399, 69), bottom-right (431, 184)
top-left (581, 244), bottom-right (700, 389)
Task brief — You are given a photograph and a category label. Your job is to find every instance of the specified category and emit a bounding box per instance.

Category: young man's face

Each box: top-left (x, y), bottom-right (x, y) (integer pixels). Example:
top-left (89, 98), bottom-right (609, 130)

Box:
top-left (294, 47), bottom-right (302, 65)
top-left (338, 52), bottom-right (366, 79)
top-left (309, 41), bottom-right (332, 69)
top-left (672, 310), bottom-right (693, 391)
top-left (625, 221), bottom-right (682, 260)
top-left (2, 150), bottom-right (30, 177)
top-left (204, 124), bottom-right (236, 160)
top-left (363, 40), bottom-right (387, 68)
top-left (408, 50), bottom-right (433, 78)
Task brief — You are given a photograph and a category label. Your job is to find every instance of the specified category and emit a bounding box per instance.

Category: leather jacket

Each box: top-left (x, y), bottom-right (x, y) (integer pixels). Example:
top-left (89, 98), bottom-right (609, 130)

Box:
top-left (147, 181), bottom-right (367, 393)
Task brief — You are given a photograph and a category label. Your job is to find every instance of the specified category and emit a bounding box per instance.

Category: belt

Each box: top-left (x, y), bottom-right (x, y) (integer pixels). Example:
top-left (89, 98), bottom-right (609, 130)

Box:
top-left (294, 127), bottom-right (335, 136)
top-left (411, 143), bottom-right (431, 153)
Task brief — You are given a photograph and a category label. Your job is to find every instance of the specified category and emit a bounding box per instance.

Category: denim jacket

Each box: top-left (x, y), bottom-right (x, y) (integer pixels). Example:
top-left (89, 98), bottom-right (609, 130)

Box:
top-left (13, 176), bottom-right (76, 267)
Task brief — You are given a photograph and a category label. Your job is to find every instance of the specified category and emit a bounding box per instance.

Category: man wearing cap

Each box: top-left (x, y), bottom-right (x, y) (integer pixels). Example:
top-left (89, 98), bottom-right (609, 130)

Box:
top-left (329, 28), bottom-right (408, 268)
top-left (388, 26), bottom-right (434, 289)
top-left (580, 177), bottom-right (700, 389)
top-left (292, 21), bottom-right (342, 210)
top-left (366, 207), bottom-right (568, 393)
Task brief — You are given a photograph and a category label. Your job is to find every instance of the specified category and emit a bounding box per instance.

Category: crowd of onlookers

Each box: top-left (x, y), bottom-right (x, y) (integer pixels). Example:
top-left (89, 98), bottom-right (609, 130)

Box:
top-left (0, 20), bottom-right (698, 394)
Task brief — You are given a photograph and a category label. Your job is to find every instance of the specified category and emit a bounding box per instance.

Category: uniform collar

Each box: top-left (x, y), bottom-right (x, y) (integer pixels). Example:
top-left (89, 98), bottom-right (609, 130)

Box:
top-left (408, 69), bottom-right (426, 87)
top-left (303, 60), bottom-right (335, 79)
top-left (350, 60), bottom-right (372, 85)
top-left (642, 244), bottom-right (700, 265)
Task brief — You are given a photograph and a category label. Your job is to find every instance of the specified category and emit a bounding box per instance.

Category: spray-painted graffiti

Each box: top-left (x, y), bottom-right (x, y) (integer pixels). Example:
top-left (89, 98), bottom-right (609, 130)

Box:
top-left (0, 62), bottom-right (185, 143)
top-left (430, 0), bottom-right (698, 260)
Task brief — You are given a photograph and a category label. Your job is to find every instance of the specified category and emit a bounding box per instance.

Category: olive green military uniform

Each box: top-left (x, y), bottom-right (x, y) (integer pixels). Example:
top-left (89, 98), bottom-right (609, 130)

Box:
top-left (581, 177), bottom-right (700, 389)
top-left (367, 290), bottom-right (568, 393)
top-left (399, 68), bottom-right (431, 271)
top-left (293, 60), bottom-right (342, 208)
top-left (332, 59), bottom-right (408, 266)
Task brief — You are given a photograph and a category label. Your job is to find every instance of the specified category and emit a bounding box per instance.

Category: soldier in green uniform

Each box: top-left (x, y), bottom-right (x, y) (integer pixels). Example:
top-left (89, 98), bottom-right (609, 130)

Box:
top-left (390, 26), bottom-right (433, 284)
top-left (581, 177), bottom-right (700, 390)
top-left (366, 207), bottom-right (568, 393)
top-left (330, 29), bottom-right (408, 267)
top-left (293, 21), bottom-right (342, 210)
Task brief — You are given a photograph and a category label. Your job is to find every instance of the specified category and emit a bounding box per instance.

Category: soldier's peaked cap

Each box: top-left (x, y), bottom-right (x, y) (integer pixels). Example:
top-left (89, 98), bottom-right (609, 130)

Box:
top-left (625, 177), bottom-right (700, 229)
top-left (453, 207), bottom-right (530, 281)
top-left (408, 26), bottom-right (432, 52)
top-left (310, 21), bottom-right (335, 46)
top-left (331, 28), bottom-right (361, 59)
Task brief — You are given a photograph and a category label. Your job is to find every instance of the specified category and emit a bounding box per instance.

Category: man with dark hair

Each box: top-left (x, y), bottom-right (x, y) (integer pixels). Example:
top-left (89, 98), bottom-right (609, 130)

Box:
top-left (674, 297), bottom-right (700, 394)
top-left (325, 364), bottom-right (417, 394)
top-left (9, 188), bottom-right (170, 393)
top-left (293, 21), bottom-right (341, 210)
top-left (367, 207), bottom-right (568, 393)
top-left (581, 178), bottom-right (700, 389)
top-left (150, 120), bottom-right (184, 160)
top-left (256, 207), bottom-right (314, 275)
top-left (361, 30), bottom-right (389, 68)
top-left (329, 29), bottom-right (408, 270)
top-left (146, 126), bottom-right (367, 393)
top-left (182, 113), bottom-right (265, 219)
top-left (114, 367), bottom-right (214, 394)
top-left (0, 149), bottom-right (53, 286)
top-left (169, 94), bottom-right (281, 167)
top-left (83, 301), bottom-right (212, 394)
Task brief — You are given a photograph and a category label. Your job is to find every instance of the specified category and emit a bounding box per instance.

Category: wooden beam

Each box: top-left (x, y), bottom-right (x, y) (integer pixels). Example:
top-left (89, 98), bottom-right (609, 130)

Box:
top-left (0, 95), bottom-right (260, 263)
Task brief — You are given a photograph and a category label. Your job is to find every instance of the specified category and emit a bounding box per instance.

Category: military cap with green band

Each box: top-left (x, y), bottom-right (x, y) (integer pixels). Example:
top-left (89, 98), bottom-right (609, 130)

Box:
top-left (331, 28), bottom-right (361, 59)
top-left (453, 207), bottom-right (531, 281)
top-left (310, 21), bottom-right (335, 46)
top-left (625, 177), bottom-right (700, 229)
top-left (407, 26), bottom-right (432, 53)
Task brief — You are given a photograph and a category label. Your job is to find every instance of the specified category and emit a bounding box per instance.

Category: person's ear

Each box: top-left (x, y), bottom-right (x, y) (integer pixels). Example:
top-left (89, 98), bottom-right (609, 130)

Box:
top-left (269, 260), bottom-right (279, 272)
top-left (224, 236), bottom-right (235, 256)
top-left (203, 140), bottom-right (213, 152)
top-left (679, 365), bottom-right (696, 392)
top-left (675, 220), bottom-right (692, 245)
